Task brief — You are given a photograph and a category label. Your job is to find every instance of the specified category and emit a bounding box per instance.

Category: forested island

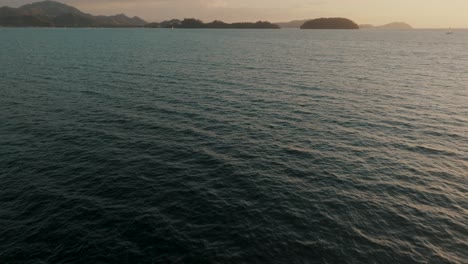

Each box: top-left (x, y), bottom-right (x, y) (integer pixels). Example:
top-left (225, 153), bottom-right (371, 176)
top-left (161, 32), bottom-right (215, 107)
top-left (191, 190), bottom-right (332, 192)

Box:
top-left (278, 19), bottom-right (413, 30)
top-left (300, 18), bottom-right (359, 29)
top-left (145, 18), bottom-right (279, 29)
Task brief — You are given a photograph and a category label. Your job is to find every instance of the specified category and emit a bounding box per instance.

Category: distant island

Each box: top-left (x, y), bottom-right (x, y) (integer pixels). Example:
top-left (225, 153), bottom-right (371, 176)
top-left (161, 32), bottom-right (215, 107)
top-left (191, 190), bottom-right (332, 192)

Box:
top-left (359, 22), bottom-right (413, 30)
top-left (145, 18), bottom-right (279, 29)
top-left (300, 18), bottom-right (359, 29)
top-left (275, 20), bottom-right (310, 29)
top-left (0, 1), bottom-right (278, 29)
top-left (277, 19), bottom-right (413, 30)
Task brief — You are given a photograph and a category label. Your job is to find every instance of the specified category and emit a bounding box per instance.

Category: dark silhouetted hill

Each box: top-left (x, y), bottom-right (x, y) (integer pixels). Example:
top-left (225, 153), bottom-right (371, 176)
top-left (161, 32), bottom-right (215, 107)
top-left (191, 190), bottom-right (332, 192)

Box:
top-left (0, 6), bottom-right (23, 17)
top-left (301, 18), bottom-right (359, 29)
top-left (52, 13), bottom-right (95, 27)
top-left (159, 19), bottom-right (181, 28)
top-left (0, 0), bottom-right (146, 27)
top-left (94, 14), bottom-right (147, 27)
top-left (179, 18), bottom-right (205, 28)
top-left (229, 21), bottom-right (279, 29)
top-left (0, 6), bottom-right (52, 27)
top-left (144, 22), bottom-right (161, 28)
top-left (18, 0), bottom-right (84, 17)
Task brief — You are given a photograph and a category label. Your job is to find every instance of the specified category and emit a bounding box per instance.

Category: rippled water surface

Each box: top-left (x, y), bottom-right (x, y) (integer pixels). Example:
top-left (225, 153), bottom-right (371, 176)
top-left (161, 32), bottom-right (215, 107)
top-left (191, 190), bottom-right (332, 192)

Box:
top-left (1, 28), bottom-right (467, 263)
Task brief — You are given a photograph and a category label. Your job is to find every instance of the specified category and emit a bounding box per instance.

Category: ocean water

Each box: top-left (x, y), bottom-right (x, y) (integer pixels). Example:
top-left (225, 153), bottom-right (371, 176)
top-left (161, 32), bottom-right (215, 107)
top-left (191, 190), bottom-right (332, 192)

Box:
top-left (0, 28), bottom-right (467, 263)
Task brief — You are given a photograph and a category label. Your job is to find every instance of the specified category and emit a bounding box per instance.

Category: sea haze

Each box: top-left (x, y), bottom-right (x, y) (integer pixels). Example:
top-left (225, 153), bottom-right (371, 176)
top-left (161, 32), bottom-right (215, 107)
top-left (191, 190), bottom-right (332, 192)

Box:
top-left (0, 28), bottom-right (467, 263)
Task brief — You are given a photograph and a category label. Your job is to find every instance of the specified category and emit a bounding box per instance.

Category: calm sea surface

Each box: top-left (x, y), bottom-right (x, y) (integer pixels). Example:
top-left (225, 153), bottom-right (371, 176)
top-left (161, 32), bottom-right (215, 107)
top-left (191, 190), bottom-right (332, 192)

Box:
top-left (0, 28), bottom-right (467, 263)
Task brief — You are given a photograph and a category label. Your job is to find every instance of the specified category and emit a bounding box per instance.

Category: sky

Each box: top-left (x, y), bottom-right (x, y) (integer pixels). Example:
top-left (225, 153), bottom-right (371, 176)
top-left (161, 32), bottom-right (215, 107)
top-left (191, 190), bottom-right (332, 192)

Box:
top-left (2, 0), bottom-right (468, 28)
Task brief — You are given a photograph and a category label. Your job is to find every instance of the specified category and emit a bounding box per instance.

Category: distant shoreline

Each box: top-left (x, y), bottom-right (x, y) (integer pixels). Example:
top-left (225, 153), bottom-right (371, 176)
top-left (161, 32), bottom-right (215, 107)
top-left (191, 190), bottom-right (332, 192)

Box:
top-left (1, 27), bottom-right (466, 30)
top-left (0, 1), bottom-right (414, 30)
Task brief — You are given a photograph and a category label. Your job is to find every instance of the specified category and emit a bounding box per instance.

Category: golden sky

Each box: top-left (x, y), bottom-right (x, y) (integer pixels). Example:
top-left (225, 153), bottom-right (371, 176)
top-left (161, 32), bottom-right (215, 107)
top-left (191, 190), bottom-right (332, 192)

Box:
top-left (2, 0), bottom-right (468, 28)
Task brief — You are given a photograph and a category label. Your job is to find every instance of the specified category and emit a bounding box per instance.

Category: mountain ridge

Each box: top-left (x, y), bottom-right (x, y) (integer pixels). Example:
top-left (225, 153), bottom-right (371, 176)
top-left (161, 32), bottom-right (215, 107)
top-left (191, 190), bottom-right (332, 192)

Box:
top-left (0, 0), bottom-right (147, 27)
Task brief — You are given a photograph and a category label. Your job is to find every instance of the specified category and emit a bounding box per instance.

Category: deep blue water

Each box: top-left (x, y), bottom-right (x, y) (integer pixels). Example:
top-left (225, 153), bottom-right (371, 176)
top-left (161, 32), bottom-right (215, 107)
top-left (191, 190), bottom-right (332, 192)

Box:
top-left (0, 28), bottom-right (467, 263)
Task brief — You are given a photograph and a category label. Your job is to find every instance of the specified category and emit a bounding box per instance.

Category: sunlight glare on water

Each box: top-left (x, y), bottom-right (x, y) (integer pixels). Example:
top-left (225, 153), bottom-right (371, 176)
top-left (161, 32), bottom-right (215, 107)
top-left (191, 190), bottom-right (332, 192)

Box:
top-left (0, 28), bottom-right (467, 263)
